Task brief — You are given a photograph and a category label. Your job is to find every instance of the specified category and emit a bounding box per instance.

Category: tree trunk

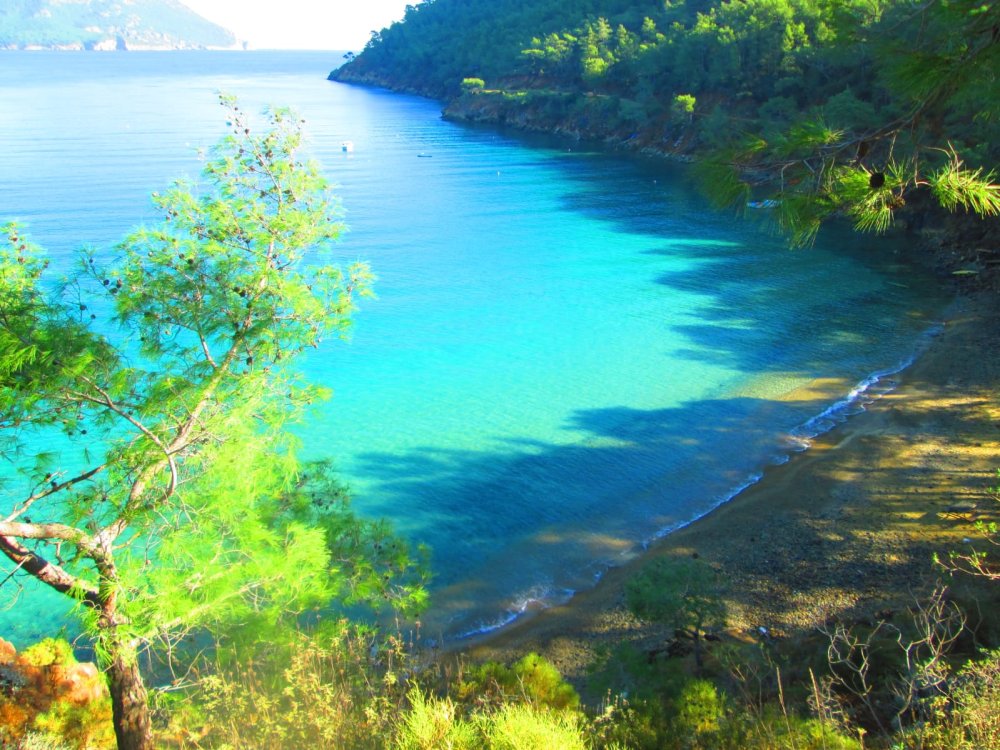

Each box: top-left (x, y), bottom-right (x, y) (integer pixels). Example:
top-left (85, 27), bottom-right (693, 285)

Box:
top-left (107, 643), bottom-right (153, 750)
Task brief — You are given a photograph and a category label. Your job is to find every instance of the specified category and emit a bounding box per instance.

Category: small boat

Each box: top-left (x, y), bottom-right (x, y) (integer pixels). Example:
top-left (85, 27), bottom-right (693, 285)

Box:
top-left (341, 141), bottom-right (354, 153)
top-left (417, 152), bottom-right (433, 158)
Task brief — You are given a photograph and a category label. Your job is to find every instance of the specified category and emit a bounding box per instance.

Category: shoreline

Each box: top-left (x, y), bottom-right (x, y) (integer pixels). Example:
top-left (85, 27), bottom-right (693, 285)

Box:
top-left (451, 290), bottom-right (1000, 686)
top-left (427, 279), bottom-right (950, 648)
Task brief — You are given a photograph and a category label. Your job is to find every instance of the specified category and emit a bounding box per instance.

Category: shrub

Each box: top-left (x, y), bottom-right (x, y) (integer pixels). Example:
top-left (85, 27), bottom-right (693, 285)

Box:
top-left (20, 641), bottom-right (75, 669)
top-left (511, 654), bottom-right (580, 711)
top-left (747, 712), bottom-right (862, 750)
top-left (396, 689), bottom-right (477, 750)
top-left (481, 703), bottom-right (587, 750)
top-left (671, 94), bottom-right (696, 123)
top-left (32, 701), bottom-right (114, 750)
top-left (0, 639), bottom-right (112, 750)
top-left (672, 679), bottom-right (724, 738)
top-left (178, 628), bottom-right (406, 749)
top-left (626, 557), bottom-right (726, 671)
top-left (456, 653), bottom-right (579, 711)
top-left (901, 649), bottom-right (1000, 750)
top-left (589, 693), bottom-right (668, 750)
top-left (822, 88), bottom-right (879, 131)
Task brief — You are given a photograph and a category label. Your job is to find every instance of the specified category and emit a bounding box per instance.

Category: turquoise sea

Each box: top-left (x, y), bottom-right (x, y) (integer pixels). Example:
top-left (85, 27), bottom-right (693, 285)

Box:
top-left (0, 51), bottom-right (948, 644)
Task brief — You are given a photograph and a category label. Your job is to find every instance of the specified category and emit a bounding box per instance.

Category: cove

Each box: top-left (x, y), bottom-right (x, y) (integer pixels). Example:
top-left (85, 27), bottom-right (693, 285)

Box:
top-left (0, 51), bottom-right (948, 644)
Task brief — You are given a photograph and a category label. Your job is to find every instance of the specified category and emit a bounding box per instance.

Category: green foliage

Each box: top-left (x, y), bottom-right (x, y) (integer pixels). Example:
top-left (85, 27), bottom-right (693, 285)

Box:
top-left (32, 701), bottom-right (115, 750)
top-left (589, 640), bottom-right (691, 707)
top-left (822, 88), bottom-right (879, 131)
top-left (19, 640), bottom-right (75, 669)
top-left (737, 711), bottom-right (862, 750)
top-left (589, 692), bottom-right (668, 750)
top-left (691, 159), bottom-right (752, 213)
top-left (397, 689), bottom-right (478, 750)
top-left (457, 653), bottom-right (580, 712)
top-left (627, 557), bottom-right (726, 674)
top-left (0, 639), bottom-right (114, 750)
top-left (929, 158), bottom-right (1000, 217)
top-left (0, 97), bottom-right (426, 746)
top-left (900, 649), bottom-right (1000, 750)
top-left (626, 557), bottom-right (726, 639)
top-left (341, 0), bottom-right (998, 245)
top-left (337, 0), bottom-right (865, 105)
top-left (163, 611), bottom-right (996, 750)
top-left (395, 691), bottom-right (590, 750)
top-left (694, 0), bottom-right (1000, 244)
top-left (510, 653), bottom-right (581, 711)
top-left (590, 655), bottom-right (865, 750)
top-left (184, 642), bottom-right (590, 750)
top-left (831, 162), bottom-right (907, 234)
top-left (480, 703), bottom-right (588, 750)
top-left (757, 96), bottom-right (800, 127)
top-left (672, 679), bottom-right (724, 739)
top-left (671, 94), bottom-right (697, 123)
top-left (461, 77), bottom-right (486, 93)
top-left (182, 628), bottom-right (406, 749)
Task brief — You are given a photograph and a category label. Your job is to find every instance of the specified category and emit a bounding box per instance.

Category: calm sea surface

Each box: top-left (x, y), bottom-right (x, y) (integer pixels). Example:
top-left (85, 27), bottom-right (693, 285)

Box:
top-left (0, 51), bottom-right (948, 644)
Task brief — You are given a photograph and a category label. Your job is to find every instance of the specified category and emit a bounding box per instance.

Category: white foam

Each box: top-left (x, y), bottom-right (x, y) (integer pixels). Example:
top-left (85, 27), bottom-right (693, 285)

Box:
top-left (453, 584), bottom-right (576, 640)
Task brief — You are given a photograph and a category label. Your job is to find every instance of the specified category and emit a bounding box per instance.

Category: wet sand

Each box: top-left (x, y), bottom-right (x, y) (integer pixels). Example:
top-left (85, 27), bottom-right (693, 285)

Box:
top-left (457, 291), bottom-right (1000, 684)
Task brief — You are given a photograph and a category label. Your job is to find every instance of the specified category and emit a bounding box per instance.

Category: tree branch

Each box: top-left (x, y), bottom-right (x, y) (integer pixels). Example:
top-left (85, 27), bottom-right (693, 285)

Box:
top-left (7, 463), bottom-right (108, 522)
top-left (0, 535), bottom-right (101, 607)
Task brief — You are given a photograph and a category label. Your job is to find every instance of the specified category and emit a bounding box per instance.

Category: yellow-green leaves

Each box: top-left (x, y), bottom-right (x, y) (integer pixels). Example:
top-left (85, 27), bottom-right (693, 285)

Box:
top-left (111, 95), bottom-right (365, 378)
top-left (692, 1), bottom-right (999, 247)
top-left (832, 163), bottom-right (908, 235)
top-left (930, 160), bottom-right (1000, 217)
top-left (0, 100), bottom-right (424, 729)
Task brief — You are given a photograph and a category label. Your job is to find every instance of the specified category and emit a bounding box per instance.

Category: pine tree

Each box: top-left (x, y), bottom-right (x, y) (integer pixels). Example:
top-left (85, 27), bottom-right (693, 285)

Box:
top-left (0, 97), bottom-right (426, 749)
top-left (697, 0), bottom-right (1000, 245)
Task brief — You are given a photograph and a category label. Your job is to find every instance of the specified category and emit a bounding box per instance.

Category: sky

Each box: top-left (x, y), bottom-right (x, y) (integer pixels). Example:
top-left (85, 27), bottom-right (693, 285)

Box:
top-left (179, 1), bottom-right (414, 50)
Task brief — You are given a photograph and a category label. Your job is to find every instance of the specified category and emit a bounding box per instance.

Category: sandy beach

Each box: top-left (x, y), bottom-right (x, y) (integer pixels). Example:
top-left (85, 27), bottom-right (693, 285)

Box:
top-left (458, 289), bottom-right (1000, 687)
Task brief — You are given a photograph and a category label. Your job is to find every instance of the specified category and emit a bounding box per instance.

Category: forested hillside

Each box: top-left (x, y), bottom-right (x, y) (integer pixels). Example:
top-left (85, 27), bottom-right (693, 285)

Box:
top-left (335, 0), bottom-right (996, 157)
top-left (335, 0), bottom-right (999, 242)
top-left (0, 0), bottom-right (236, 50)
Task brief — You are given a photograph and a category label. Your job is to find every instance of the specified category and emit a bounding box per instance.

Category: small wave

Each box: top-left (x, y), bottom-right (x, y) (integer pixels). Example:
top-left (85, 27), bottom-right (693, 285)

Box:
top-left (786, 321), bottom-right (943, 451)
top-left (453, 585), bottom-right (576, 640)
top-left (648, 470), bottom-right (765, 547)
top-left (640, 320), bottom-right (944, 548)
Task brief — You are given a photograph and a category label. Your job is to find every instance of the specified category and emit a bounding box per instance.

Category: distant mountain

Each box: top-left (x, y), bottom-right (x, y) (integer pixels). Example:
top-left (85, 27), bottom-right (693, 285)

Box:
top-left (0, 0), bottom-right (237, 50)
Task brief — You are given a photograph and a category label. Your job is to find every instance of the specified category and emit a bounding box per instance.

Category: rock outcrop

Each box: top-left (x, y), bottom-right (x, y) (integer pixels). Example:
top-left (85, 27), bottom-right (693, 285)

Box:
top-left (0, 637), bottom-right (113, 747)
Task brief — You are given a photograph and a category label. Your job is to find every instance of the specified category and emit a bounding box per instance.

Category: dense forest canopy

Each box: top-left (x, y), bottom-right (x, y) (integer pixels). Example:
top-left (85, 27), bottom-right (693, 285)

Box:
top-left (339, 0), bottom-right (998, 153)
top-left (337, 0), bottom-right (999, 241)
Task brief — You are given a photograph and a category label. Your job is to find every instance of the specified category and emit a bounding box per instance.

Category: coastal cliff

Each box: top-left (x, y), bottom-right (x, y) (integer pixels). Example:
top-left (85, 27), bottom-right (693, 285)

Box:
top-left (440, 89), bottom-right (694, 158)
top-left (330, 63), bottom-right (695, 160)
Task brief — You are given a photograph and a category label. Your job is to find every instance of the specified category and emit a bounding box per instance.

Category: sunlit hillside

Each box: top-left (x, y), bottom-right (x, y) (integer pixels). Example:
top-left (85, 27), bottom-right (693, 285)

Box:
top-left (0, 0), bottom-right (236, 49)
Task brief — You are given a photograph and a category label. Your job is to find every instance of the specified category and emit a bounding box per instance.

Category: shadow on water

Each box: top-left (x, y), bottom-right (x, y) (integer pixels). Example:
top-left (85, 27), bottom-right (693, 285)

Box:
top-left (362, 383), bottom-right (1000, 640)
top-left (653, 251), bottom-right (942, 376)
top-left (335, 130), bottom-right (949, 632)
top-left (335, 110), bottom-right (952, 634)
top-left (452, 121), bottom-right (947, 379)
top-left (354, 392), bottom-right (836, 586)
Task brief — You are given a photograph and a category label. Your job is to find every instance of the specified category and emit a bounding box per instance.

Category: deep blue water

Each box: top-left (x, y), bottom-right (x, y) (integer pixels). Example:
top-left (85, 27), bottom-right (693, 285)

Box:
top-left (0, 51), bottom-right (948, 644)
